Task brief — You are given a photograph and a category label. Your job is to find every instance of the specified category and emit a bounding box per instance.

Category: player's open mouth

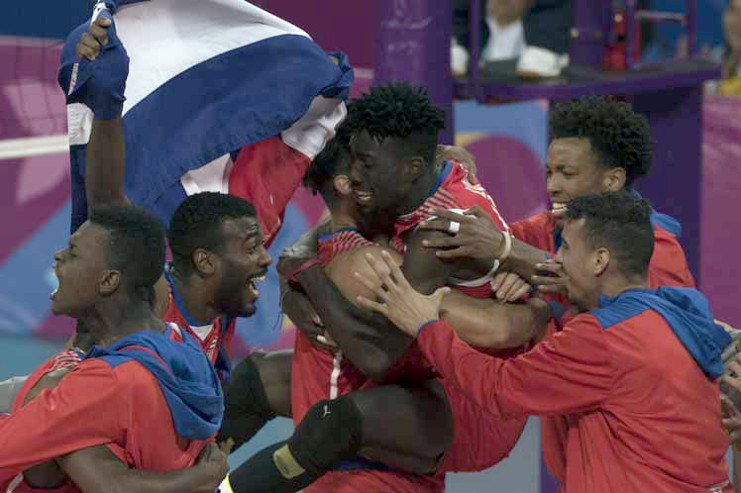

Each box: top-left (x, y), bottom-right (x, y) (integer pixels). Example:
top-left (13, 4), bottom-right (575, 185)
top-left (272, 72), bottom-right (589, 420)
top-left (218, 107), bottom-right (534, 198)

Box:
top-left (247, 273), bottom-right (266, 298)
top-left (50, 265), bottom-right (60, 300)
top-left (353, 190), bottom-right (374, 206)
top-left (551, 202), bottom-right (568, 215)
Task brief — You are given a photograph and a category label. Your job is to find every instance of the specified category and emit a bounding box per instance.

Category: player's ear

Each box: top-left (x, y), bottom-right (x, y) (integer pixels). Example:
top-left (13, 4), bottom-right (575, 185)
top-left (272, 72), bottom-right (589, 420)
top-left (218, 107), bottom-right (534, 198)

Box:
top-left (604, 167), bottom-right (626, 192)
top-left (593, 247), bottom-right (610, 276)
top-left (193, 248), bottom-right (217, 276)
top-left (334, 174), bottom-right (352, 197)
top-left (99, 269), bottom-right (122, 296)
top-left (407, 156), bottom-right (425, 179)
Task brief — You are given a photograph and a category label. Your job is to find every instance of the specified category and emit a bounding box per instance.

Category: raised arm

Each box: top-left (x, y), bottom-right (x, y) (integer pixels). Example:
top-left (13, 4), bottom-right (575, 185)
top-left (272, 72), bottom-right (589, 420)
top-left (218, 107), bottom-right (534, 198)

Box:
top-left (86, 117), bottom-right (128, 208)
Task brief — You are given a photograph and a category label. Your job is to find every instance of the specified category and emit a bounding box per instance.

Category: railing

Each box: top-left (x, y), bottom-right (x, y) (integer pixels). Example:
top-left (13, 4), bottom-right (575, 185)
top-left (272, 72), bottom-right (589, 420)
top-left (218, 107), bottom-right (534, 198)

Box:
top-left (463, 0), bottom-right (699, 103)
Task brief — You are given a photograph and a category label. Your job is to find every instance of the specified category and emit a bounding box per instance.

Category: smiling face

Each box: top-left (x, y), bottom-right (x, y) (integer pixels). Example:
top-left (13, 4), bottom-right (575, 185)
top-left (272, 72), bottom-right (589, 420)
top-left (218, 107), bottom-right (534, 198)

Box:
top-left (212, 216), bottom-right (272, 318)
top-left (51, 221), bottom-right (112, 318)
top-left (348, 131), bottom-right (420, 234)
top-left (553, 218), bottom-right (602, 312)
top-left (546, 137), bottom-right (625, 227)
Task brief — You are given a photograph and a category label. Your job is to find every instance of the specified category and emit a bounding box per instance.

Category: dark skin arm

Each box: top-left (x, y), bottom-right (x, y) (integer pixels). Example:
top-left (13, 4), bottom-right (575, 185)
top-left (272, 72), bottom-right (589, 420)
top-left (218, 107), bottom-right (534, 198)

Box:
top-left (86, 117), bottom-right (129, 208)
top-left (294, 229), bottom-right (453, 381)
top-left (58, 443), bottom-right (229, 493)
top-left (441, 292), bottom-right (548, 348)
top-left (420, 206), bottom-right (562, 291)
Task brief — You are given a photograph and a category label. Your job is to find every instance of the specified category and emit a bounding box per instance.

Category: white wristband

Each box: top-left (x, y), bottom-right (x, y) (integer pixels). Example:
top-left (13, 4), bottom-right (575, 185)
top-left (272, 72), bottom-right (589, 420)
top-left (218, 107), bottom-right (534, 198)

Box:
top-left (498, 231), bottom-right (513, 263)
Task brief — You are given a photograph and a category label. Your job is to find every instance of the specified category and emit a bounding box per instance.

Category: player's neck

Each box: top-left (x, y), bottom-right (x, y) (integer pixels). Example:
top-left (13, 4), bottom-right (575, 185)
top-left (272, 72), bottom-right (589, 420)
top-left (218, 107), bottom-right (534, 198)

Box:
top-left (83, 297), bottom-right (164, 347)
top-left (397, 169), bottom-right (438, 216)
top-left (599, 274), bottom-right (650, 302)
top-left (329, 206), bottom-right (357, 231)
top-left (170, 268), bottom-right (218, 325)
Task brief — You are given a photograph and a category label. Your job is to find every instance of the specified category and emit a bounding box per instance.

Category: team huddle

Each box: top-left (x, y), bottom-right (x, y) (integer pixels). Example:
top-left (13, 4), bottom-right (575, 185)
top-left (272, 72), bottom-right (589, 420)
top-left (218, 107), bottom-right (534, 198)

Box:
top-left (1, 3), bottom-right (740, 493)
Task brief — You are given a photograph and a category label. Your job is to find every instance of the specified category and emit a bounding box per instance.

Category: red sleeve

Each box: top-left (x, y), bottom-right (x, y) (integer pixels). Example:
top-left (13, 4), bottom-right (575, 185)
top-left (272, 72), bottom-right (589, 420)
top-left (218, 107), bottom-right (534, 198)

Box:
top-left (510, 212), bottom-right (554, 253)
top-left (228, 137), bottom-right (312, 248)
top-left (416, 316), bottom-right (614, 417)
top-left (0, 360), bottom-right (125, 473)
top-left (648, 226), bottom-right (696, 288)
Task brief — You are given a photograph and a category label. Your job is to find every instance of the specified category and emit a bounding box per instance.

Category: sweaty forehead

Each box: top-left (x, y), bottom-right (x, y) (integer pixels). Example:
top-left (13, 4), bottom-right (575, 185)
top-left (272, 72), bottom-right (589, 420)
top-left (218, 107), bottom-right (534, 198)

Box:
top-left (221, 216), bottom-right (261, 241)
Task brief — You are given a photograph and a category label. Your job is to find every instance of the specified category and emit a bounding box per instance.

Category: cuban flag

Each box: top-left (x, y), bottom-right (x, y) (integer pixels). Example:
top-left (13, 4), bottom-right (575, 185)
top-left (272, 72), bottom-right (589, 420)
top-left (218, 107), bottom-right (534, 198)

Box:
top-left (59, 0), bottom-right (353, 246)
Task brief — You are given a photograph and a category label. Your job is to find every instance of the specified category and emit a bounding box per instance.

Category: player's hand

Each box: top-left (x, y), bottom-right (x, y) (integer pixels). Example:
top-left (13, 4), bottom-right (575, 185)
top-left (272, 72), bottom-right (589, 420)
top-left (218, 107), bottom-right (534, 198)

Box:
top-left (436, 145), bottom-right (478, 184)
top-left (355, 250), bottom-right (450, 336)
top-left (491, 272), bottom-right (531, 302)
top-left (420, 205), bottom-right (505, 269)
top-left (722, 394), bottom-right (741, 449)
top-left (191, 442), bottom-right (229, 493)
top-left (75, 16), bottom-right (111, 61)
top-left (281, 283), bottom-right (337, 352)
top-left (59, 4), bottom-right (129, 119)
top-left (531, 260), bottom-right (568, 295)
top-left (723, 354), bottom-right (741, 394)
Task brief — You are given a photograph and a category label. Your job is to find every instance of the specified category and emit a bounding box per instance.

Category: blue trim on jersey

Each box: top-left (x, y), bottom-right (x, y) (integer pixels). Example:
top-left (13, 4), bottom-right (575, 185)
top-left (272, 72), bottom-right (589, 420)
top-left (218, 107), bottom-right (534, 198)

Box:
top-left (165, 267), bottom-right (203, 328)
top-left (430, 161), bottom-right (453, 197)
top-left (553, 227), bottom-right (562, 252)
top-left (592, 287), bottom-right (731, 379)
top-left (88, 327), bottom-right (223, 439)
top-left (591, 288), bottom-right (654, 329)
top-left (628, 188), bottom-right (682, 237)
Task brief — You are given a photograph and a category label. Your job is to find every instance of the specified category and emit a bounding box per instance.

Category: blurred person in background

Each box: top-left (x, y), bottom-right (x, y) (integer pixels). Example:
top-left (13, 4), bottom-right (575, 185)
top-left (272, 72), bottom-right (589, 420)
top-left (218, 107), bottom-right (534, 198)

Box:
top-left (452, 0), bottom-right (571, 78)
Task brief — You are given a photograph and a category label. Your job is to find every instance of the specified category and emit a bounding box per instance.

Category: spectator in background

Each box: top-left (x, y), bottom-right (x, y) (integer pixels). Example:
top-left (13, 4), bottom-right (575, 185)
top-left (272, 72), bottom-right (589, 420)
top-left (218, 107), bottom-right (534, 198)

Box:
top-left (451, 0), bottom-right (571, 78)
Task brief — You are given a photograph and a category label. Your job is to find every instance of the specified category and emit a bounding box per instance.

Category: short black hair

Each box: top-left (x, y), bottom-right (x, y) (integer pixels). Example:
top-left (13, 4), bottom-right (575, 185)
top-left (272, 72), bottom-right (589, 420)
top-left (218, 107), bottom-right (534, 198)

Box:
top-left (168, 192), bottom-right (258, 274)
top-left (565, 191), bottom-right (655, 278)
top-left (303, 120), bottom-right (353, 207)
top-left (89, 204), bottom-right (167, 291)
top-left (550, 97), bottom-right (653, 185)
top-left (303, 138), bottom-right (351, 207)
top-left (344, 83), bottom-right (446, 165)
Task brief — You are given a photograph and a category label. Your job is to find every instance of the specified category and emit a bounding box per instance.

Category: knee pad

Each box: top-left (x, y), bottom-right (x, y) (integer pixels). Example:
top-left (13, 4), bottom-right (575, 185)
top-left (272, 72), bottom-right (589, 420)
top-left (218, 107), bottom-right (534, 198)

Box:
top-left (287, 396), bottom-right (363, 475)
top-left (219, 354), bottom-right (276, 446)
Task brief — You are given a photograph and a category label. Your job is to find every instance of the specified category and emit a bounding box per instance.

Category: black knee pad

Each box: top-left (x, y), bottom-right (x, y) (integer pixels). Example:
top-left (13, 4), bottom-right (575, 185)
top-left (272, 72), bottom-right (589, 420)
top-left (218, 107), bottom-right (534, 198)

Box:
top-left (219, 354), bottom-right (276, 447)
top-left (287, 396), bottom-right (363, 475)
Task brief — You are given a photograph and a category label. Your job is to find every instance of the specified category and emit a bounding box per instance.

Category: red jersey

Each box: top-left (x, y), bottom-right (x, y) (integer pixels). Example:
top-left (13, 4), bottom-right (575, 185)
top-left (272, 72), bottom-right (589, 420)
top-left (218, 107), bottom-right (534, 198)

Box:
top-left (163, 270), bottom-right (235, 381)
top-left (416, 288), bottom-right (731, 493)
top-left (510, 209), bottom-right (696, 289)
top-left (291, 162), bottom-right (527, 490)
top-left (0, 326), bottom-right (213, 493)
top-left (511, 209), bottom-right (697, 484)
top-left (392, 161), bottom-right (509, 298)
top-left (292, 228), bottom-right (444, 493)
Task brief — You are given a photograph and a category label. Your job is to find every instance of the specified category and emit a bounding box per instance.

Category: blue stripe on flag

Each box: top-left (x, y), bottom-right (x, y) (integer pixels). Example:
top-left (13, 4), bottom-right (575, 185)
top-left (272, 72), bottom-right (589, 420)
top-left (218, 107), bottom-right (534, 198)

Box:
top-left (120, 34), bottom-right (350, 209)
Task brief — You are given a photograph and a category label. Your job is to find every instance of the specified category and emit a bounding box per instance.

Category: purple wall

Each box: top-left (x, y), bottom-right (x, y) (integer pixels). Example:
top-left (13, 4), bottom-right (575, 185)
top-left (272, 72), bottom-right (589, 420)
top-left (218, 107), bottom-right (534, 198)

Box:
top-left (263, 0), bottom-right (375, 68)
